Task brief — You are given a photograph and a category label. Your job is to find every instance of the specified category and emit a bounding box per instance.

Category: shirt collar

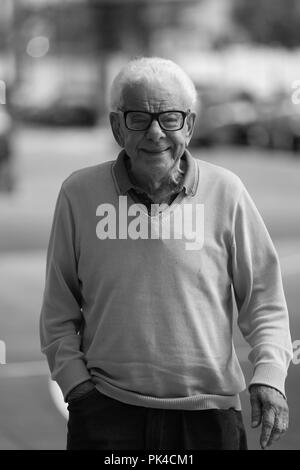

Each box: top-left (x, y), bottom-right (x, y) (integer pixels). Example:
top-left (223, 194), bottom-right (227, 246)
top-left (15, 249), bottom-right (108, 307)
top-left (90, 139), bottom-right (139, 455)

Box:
top-left (112, 149), bottom-right (197, 196)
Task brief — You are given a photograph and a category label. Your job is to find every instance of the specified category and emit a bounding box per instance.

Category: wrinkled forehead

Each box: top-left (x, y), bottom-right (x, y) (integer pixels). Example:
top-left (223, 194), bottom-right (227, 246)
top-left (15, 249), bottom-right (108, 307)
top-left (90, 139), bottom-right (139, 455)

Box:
top-left (121, 75), bottom-right (190, 112)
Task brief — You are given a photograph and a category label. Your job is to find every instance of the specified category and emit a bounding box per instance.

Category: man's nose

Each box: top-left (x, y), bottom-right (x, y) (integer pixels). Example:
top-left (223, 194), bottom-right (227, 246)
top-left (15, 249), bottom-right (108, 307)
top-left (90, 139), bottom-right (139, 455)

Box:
top-left (146, 119), bottom-right (166, 141)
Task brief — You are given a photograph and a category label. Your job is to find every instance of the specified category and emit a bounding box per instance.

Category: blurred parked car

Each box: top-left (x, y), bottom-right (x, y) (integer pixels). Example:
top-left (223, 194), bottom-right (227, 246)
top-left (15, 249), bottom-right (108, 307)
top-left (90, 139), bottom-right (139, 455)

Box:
top-left (192, 85), bottom-right (300, 154)
top-left (247, 93), bottom-right (300, 153)
top-left (0, 105), bottom-right (13, 192)
top-left (11, 82), bottom-right (99, 127)
top-left (191, 85), bottom-right (258, 148)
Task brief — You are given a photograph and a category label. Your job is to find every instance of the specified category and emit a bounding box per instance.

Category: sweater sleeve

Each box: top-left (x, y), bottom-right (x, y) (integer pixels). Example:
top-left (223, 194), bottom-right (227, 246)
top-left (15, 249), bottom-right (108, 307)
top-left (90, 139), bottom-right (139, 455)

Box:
top-left (39, 184), bottom-right (91, 400)
top-left (231, 184), bottom-right (293, 397)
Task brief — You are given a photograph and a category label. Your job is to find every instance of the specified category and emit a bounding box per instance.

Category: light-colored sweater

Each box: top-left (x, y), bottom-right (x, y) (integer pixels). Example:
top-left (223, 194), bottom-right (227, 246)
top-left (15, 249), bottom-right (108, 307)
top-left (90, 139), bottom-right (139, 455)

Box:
top-left (39, 151), bottom-right (293, 410)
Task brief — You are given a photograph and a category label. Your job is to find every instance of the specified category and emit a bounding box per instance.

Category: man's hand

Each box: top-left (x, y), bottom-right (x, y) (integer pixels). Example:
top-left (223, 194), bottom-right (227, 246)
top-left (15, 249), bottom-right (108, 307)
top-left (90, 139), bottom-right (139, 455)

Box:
top-left (250, 384), bottom-right (289, 449)
top-left (67, 380), bottom-right (95, 402)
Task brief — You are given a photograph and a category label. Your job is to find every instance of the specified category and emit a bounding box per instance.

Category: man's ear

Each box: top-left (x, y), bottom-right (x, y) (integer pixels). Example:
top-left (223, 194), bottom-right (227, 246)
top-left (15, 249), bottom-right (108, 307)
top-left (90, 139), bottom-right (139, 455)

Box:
top-left (109, 112), bottom-right (125, 148)
top-left (185, 112), bottom-right (196, 147)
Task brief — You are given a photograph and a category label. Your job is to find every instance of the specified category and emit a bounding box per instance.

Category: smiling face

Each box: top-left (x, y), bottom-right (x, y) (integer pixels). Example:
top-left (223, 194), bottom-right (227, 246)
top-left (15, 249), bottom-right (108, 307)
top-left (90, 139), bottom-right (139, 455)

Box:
top-left (110, 77), bottom-right (196, 183)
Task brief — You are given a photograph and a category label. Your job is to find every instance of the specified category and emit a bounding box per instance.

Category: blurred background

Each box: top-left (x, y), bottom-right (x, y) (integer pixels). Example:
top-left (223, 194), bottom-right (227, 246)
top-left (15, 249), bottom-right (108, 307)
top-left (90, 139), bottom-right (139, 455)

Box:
top-left (0, 0), bottom-right (299, 450)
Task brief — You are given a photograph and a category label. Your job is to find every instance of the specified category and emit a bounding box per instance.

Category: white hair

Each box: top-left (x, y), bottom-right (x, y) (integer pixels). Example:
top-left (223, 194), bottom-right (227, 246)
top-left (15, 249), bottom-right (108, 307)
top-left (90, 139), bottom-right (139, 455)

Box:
top-left (109, 57), bottom-right (198, 112)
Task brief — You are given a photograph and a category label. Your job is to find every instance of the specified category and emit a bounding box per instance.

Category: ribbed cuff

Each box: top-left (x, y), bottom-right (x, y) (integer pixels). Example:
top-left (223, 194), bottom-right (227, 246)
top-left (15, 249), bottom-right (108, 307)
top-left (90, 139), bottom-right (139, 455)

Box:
top-left (53, 359), bottom-right (92, 401)
top-left (249, 363), bottom-right (287, 398)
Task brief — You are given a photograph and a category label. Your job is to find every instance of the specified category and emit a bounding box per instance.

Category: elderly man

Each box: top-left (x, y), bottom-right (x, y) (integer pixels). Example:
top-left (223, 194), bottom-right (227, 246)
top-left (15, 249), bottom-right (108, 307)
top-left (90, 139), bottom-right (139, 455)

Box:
top-left (40, 57), bottom-right (292, 450)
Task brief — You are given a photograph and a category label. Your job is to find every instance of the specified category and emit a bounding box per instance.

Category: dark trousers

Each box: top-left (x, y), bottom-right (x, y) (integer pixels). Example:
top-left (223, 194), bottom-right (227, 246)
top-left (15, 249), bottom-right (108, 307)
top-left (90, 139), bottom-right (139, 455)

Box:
top-left (67, 388), bottom-right (248, 450)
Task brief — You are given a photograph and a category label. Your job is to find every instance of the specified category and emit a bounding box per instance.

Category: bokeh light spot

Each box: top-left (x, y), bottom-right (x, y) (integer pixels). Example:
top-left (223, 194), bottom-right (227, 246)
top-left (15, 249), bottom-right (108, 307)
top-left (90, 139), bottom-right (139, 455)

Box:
top-left (26, 36), bottom-right (50, 58)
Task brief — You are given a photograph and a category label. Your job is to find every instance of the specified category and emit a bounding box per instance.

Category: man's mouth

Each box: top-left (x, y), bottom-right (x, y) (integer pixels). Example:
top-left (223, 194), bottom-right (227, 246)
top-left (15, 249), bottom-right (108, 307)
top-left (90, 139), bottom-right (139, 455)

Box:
top-left (141, 147), bottom-right (170, 154)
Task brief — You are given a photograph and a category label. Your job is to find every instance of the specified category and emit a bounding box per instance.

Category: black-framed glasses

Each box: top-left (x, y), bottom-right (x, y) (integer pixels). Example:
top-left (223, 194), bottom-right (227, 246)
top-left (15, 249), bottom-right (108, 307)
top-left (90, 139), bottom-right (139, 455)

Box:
top-left (120, 110), bottom-right (190, 131)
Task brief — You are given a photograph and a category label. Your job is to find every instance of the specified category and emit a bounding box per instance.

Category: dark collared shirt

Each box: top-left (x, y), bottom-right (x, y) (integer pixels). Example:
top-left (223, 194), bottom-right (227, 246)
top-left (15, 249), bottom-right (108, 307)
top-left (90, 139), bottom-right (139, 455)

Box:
top-left (112, 150), bottom-right (197, 213)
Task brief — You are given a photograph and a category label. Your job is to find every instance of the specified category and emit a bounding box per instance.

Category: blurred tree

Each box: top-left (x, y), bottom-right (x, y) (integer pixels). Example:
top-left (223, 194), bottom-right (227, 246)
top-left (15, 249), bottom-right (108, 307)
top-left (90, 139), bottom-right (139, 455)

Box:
top-left (88, 0), bottom-right (193, 118)
top-left (89, 0), bottom-right (187, 55)
top-left (232, 0), bottom-right (300, 48)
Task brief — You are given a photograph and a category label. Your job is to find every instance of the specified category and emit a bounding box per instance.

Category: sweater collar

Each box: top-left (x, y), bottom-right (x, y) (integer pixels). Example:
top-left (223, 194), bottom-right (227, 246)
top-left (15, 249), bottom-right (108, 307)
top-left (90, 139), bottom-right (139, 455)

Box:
top-left (112, 149), bottom-right (197, 196)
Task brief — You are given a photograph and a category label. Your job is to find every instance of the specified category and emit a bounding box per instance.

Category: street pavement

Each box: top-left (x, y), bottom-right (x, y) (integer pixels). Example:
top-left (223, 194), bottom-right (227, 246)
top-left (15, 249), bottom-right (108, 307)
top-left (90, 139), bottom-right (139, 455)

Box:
top-left (0, 125), bottom-right (299, 449)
